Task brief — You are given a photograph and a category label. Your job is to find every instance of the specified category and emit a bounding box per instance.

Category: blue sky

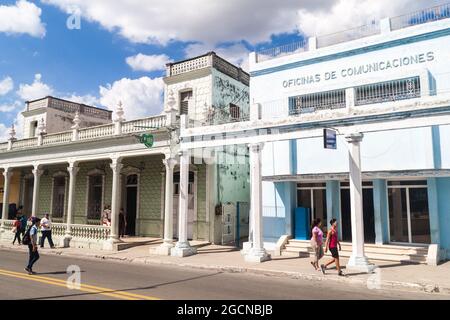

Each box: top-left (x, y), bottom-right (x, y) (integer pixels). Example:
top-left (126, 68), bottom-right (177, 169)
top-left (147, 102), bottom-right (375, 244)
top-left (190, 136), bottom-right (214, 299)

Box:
top-left (0, 0), bottom-right (442, 139)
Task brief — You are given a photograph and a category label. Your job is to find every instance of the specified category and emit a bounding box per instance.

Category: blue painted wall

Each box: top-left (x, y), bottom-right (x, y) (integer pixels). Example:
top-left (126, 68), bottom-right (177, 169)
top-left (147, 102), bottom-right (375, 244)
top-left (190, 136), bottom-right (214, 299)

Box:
top-left (262, 181), bottom-right (296, 243)
top-left (437, 177), bottom-right (450, 259)
top-left (373, 179), bottom-right (389, 244)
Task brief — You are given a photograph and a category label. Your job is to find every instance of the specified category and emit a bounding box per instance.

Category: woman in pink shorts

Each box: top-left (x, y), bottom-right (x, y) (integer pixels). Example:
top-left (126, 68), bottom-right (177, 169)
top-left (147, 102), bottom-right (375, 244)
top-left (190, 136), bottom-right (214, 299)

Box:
top-left (310, 218), bottom-right (324, 271)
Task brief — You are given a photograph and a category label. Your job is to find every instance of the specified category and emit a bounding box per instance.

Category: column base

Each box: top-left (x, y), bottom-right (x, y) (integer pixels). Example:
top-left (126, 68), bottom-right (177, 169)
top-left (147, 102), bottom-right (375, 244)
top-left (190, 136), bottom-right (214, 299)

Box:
top-left (347, 254), bottom-right (376, 273)
top-left (153, 240), bottom-right (174, 256)
top-left (102, 237), bottom-right (122, 251)
top-left (170, 241), bottom-right (197, 257)
top-left (244, 247), bottom-right (271, 263)
top-left (240, 241), bottom-right (253, 256)
top-left (60, 234), bottom-right (72, 248)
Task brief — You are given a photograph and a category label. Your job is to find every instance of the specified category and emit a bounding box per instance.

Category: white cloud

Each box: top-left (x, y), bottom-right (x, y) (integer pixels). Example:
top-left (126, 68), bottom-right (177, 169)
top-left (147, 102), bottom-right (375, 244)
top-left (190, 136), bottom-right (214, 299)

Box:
top-left (17, 74), bottom-right (54, 101)
top-left (42, 0), bottom-right (324, 45)
top-left (0, 76), bottom-right (14, 96)
top-left (0, 103), bottom-right (26, 141)
top-left (126, 53), bottom-right (172, 72)
top-left (99, 76), bottom-right (164, 120)
top-left (0, 100), bottom-right (21, 112)
top-left (0, 0), bottom-right (46, 38)
top-left (43, 0), bottom-right (444, 48)
top-left (185, 43), bottom-right (250, 72)
top-left (297, 0), bottom-right (445, 37)
top-left (0, 123), bottom-right (9, 141)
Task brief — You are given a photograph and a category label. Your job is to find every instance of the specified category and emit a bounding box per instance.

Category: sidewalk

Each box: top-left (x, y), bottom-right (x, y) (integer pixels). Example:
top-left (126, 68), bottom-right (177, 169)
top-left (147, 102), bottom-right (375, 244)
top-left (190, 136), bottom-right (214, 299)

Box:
top-left (1, 241), bottom-right (449, 296)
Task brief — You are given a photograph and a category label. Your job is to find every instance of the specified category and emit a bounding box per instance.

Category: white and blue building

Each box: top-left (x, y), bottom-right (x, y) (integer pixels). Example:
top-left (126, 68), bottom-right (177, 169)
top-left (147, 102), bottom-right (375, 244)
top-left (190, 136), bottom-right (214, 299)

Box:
top-left (246, 4), bottom-right (450, 264)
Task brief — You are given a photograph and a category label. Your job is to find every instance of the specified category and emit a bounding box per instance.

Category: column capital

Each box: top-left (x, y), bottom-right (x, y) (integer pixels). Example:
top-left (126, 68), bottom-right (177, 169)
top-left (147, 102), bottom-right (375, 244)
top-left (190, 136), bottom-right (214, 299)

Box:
top-left (2, 167), bottom-right (13, 178)
top-left (345, 132), bottom-right (364, 144)
top-left (163, 157), bottom-right (177, 170)
top-left (67, 164), bottom-right (79, 175)
top-left (110, 161), bottom-right (123, 172)
top-left (32, 168), bottom-right (44, 177)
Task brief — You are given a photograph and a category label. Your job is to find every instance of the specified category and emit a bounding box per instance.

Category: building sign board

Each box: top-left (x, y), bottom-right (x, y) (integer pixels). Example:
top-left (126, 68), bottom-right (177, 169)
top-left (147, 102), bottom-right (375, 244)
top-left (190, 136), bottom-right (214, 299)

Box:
top-left (323, 129), bottom-right (337, 149)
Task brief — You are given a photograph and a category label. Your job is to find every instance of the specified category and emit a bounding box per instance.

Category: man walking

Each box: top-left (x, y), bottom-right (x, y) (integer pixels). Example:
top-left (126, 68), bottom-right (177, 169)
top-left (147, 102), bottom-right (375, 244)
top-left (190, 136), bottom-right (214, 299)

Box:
top-left (25, 217), bottom-right (40, 275)
top-left (40, 213), bottom-right (55, 249)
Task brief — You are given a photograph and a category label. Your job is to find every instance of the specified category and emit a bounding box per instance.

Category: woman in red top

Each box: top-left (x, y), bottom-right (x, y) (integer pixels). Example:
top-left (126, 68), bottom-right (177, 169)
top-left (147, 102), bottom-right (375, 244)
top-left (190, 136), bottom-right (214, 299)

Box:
top-left (12, 216), bottom-right (22, 245)
top-left (321, 218), bottom-right (345, 276)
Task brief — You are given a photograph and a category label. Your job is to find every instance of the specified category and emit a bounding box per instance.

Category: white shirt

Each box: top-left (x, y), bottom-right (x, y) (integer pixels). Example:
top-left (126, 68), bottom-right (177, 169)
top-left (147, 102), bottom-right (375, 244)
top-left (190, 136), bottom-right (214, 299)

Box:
top-left (41, 217), bottom-right (52, 231)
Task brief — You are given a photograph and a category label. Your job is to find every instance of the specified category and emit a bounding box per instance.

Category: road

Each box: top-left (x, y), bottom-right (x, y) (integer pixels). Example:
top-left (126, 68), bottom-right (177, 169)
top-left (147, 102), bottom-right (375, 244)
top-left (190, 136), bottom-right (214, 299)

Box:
top-left (0, 249), bottom-right (447, 300)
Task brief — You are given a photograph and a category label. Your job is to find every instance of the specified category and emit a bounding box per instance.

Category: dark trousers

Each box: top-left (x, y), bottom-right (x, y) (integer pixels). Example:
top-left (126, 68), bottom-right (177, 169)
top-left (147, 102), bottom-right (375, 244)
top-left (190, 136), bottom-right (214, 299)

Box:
top-left (40, 230), bottom-right (54, 248)
top-left (27, 244), bottom-right (40, 270)
top-left (13, 231), bottom-right (21, 244)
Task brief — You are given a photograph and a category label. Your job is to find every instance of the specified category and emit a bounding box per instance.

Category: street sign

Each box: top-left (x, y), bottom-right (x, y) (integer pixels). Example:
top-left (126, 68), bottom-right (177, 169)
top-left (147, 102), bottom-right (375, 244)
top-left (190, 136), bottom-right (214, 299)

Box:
top-left (323, 129), bottom-right (337, 149)
top-left (139, 133), bottom-right (154, 148)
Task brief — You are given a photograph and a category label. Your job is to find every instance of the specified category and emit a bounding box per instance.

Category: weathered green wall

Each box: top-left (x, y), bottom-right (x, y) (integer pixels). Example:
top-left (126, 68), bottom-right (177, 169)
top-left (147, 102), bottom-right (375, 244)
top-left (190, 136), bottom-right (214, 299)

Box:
top-left (29, 156), bottom-right (210, 240)
top-left (122, 155), bottom-right (164, 237)
top-left (211, 69), bottom-right (250, 119)
top-left (37, 164), bottom-right (69, 218)
top-left (194, 163), bottom-right (208, 240)
top-left (216, 145), bottom-right (250, 205)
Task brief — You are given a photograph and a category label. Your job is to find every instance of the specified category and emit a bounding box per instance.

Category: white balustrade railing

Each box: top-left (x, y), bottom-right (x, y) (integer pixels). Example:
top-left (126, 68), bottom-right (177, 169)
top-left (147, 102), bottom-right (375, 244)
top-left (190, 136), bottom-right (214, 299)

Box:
top-left (1, 219), bottom-right (15, 231)
top-left (51, 223), bottom-right (67, 237)
top-left (122, 115), bottom-right (167, 133)
top-left (0, 143), bottom-right (8, 151)
top-left (12, 138), bottom-right (38, 149)
top-left (42, 132), bottom-right (72, 145)
top-left (70, 224), bottom-right (110, 241)
top-left (169, 55), bottom-right (211, 76)
top-left (78, 123), bottom-right (115, 140)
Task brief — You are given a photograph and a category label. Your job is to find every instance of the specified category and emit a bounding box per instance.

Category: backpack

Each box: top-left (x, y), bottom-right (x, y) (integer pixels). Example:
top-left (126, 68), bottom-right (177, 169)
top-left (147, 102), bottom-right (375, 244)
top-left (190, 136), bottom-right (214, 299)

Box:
top-left (22, 226), bottom-right (32, 245)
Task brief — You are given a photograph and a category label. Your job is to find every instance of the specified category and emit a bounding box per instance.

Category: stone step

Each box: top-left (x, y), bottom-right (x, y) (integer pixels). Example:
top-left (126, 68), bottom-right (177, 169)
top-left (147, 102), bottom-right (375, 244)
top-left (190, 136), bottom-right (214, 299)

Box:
top-left (284, 240), bottom-right (428, 264)
top-left (283, 247), bottom-right (427, 264)
top-left (287, 241), bottom-right (428, 254)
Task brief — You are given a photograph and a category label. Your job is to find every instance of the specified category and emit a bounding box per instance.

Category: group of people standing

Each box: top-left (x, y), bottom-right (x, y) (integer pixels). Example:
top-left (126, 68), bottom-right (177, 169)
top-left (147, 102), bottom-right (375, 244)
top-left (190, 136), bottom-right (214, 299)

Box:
top-left (101, 205), bottom-right (127, 238)
top-left (310, 218), bottom-right (345, 276)
top-left (12, 209), bottom-right (55, 249)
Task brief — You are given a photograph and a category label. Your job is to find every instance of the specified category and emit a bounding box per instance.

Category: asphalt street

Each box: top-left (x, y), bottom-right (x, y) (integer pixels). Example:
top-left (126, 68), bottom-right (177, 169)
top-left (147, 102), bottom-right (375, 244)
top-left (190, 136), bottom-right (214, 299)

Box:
top-left (0, 249), bottom-right (448, 300)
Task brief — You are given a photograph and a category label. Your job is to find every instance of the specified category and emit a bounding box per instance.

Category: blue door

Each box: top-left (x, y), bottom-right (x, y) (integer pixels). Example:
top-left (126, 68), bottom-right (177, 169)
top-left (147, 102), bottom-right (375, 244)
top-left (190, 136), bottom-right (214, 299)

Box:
top-left (294, 207), bottom-right (311, 240)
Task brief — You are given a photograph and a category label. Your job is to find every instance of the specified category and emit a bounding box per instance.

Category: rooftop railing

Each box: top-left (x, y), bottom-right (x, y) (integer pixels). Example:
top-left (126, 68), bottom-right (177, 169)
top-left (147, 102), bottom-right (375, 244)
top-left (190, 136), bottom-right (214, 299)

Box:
top-left (256, 40), bottom-right (309, 63)
top-left (316, 21), bottom-right (380, 48)
top-left (0, 114), bottom-right (167, 153)
top-left (390, 3), bottom-right (450, 31)
top-left (255, 2), bottom-right (450, 63)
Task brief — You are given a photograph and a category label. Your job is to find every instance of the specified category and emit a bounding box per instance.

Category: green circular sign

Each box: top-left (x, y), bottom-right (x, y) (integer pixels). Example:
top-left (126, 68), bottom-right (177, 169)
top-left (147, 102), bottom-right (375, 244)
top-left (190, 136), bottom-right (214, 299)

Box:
top-left (140, 133), bottom-right (154, 148)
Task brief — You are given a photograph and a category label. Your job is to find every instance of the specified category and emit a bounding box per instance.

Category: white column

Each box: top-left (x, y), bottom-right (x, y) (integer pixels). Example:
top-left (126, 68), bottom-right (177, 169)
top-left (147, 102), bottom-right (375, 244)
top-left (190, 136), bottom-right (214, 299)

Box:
top-left (171, 151), bottom-right (196, 257)
top-left (155, 156), bottom-right (177, 255)
top-left (103, 158), bottom-right (123, 250)
top-left (244, 143), bottom-right (270, 263)
top-left (345, 132), bottom-right (375, 273)
top-left (62, 162), bottom-right (79, 247)
top-left (31, 166), bottom-right (43, 217)
top-left (0, 168), bottom-right (13, 233)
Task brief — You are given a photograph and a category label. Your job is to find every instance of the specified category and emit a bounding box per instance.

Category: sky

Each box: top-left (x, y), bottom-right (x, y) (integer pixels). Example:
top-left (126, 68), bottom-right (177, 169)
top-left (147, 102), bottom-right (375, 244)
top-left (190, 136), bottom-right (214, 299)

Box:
top-left (0, 0), bottom-right (445, 139)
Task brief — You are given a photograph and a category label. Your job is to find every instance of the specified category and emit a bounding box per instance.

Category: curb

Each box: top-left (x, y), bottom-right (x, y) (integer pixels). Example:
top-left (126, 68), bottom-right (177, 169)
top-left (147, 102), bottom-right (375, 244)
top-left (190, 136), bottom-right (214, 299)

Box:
top-left (1, 244), bottom-right (448, 296)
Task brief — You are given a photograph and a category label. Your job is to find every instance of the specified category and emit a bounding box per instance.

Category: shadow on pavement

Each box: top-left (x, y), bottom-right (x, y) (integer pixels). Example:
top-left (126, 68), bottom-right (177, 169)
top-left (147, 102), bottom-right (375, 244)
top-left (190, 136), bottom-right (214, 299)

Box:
top-left (28, 271), bottom-right (223, 300)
